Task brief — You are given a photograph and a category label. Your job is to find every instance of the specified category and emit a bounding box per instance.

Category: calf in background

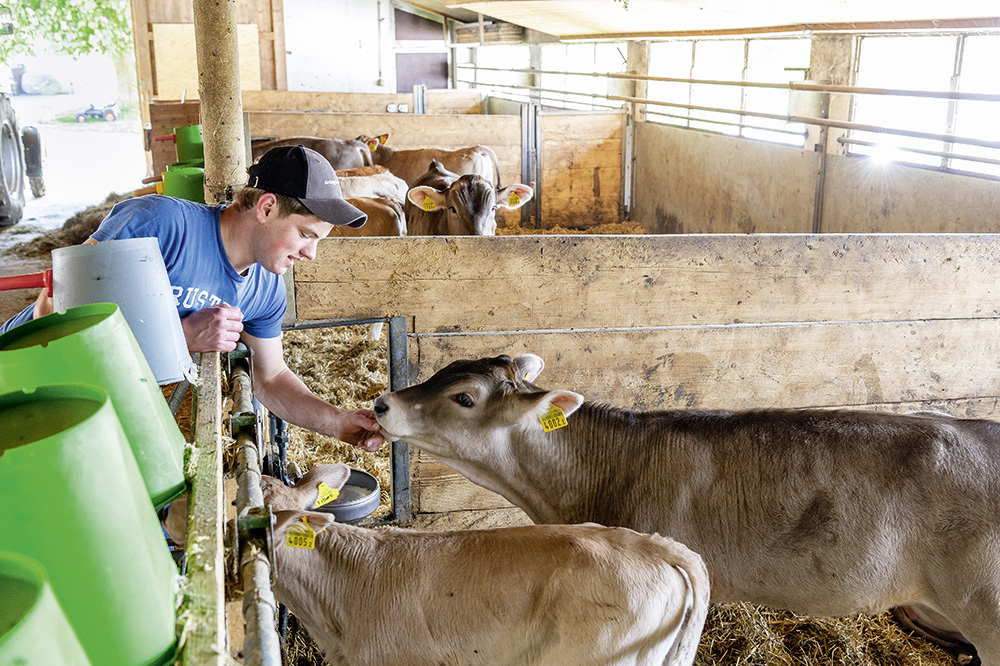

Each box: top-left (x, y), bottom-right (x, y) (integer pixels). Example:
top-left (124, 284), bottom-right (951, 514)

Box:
top-left (373, 353), bottom-right (1000, 665)
top-left (263, 463), bottom-right (710, 666)
top-left (405, 160), bottom-right (532, 236)
top-left (359, 133), bottom-right (502, 188)
top-left (251, 136), bottom-right (373, 170)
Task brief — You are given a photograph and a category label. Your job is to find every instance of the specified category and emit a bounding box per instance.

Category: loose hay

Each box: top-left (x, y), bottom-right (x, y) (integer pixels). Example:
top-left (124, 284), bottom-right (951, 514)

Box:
top-left (695, 604), bottom-right (959, 666)
top-left (7, 193), bottom-right (130, 258)
top-left (497, 219), bottom-right (644, 235)
top-left (281, 324), bottom-right (392, 522)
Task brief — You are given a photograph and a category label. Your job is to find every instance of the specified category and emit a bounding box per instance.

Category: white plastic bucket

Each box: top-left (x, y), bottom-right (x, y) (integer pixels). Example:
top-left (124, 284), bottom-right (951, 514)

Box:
top-left (51, 237), bottom-right (197, 385)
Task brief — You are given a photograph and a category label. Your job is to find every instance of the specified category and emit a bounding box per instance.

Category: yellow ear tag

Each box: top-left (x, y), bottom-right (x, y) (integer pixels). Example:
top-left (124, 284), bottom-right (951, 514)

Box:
top-left (368, 140), bottom-right (379, 151)
top-left (540, 404), bottom-right (568, 432)
top-left (421, 196), bottom-right (437, 211)
top-left (313, 482), bottom-right (340, 509)
top-left (286, 516), bottom-right (317, 550)
top-left (507, 192), bottom-right (521, 207)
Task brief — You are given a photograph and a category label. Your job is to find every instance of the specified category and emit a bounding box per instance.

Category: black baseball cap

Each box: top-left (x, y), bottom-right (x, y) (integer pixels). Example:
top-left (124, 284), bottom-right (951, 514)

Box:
top-left (247, 145), bottom-right (367, 228)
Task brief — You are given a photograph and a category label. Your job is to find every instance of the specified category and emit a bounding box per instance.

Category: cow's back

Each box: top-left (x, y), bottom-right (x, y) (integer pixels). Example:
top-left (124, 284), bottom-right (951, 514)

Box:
top-left (535, 407), bottom-right (1000, 611)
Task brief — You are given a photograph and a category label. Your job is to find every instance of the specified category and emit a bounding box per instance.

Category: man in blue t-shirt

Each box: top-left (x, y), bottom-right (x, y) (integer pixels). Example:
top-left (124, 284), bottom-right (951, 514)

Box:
top-left (2, 145), bottom-right (384, 452)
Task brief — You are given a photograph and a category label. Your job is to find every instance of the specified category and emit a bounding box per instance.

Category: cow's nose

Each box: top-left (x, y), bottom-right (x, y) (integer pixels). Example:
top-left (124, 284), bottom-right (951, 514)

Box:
top-left (373, 396), bottom-right (388, 417)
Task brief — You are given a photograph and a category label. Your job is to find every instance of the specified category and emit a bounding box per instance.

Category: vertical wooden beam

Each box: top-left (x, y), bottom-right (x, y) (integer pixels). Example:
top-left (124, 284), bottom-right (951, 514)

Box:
top-left (181, 352), bottom-right (225, 666)
top-left (271, 0), bottom-right (287, 90)
top-left (129, 0), bottom-right (155, 175)
top-left (193, 0), bottom-right (247, 204)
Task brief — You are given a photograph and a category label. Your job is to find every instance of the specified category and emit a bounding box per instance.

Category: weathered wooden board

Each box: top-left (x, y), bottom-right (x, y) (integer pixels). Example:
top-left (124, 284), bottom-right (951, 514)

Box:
top-left (296, 235), bottom-right (1000, 331)
top-left (409, 319), bottom-right (1000, 412)
top-left (540, 111), bottom-right (622, 228)
top-left (242, 90), bottom-right (482, 114)
top-left (410, 507), bottom-right (531, 531)
top-left (151, 23), bottom-right (262, 101)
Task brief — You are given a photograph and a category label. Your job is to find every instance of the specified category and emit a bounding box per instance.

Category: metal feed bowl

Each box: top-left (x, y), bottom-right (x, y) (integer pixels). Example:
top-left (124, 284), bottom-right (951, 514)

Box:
top-left (313, 468), bottom-right (380, 523)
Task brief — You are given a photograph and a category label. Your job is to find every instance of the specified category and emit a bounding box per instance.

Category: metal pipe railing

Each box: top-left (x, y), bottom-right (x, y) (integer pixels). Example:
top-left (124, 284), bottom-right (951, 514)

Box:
top-left (458, 63), bottom-right (1000, 103)
top-left (838, 136), bottom-right (1000, 168)
top-left (230, 354), bottom-right (282, 666)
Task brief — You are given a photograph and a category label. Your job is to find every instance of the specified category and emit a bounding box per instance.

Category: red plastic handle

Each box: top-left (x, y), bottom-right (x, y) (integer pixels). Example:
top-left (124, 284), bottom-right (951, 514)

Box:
top-left (152, 133), bottom-right (177, 143)
top-left (0, 269), bottom-right (53, 296)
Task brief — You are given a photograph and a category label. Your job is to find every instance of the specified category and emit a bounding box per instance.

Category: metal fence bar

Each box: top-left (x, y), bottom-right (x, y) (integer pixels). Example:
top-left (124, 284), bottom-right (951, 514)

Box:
top-left (230, 353), bottom-right (283, 666)
top-left (387, 316), bottom-right (411, 526)
top-left (460, 63), bottom-right (1000, 102)
top-left (839, 136), bottom-right (1000, 168)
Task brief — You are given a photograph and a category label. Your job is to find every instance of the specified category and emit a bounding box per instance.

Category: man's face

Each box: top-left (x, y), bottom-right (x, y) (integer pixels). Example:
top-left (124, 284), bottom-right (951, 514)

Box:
top-left (256, 201), bottom-right (334, 275)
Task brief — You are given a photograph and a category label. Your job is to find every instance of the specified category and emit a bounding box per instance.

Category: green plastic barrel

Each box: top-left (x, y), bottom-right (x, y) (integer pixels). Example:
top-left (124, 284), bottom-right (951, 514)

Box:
top-left (0, 385), bottom-right (178, 666)
top-left (172, 124), bottom-right (204, 162)
top-left (0, 303), bottom-right (186, 509)
top-left (162, 164), bottom-right (205, 203)
top-left (0, 551), bottom-right (92, 666)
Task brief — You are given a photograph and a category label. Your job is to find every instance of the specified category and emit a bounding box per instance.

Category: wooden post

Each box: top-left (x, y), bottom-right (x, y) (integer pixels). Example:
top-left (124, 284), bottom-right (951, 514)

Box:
top-left (193, 0), bottom-right (247, 204)
top-left (181, 352), bottom-right (226, 666)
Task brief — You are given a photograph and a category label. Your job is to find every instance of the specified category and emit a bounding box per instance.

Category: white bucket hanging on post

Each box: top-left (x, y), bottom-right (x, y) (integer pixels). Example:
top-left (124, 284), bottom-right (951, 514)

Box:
top-left (51, 237), bottom-right (198, 385)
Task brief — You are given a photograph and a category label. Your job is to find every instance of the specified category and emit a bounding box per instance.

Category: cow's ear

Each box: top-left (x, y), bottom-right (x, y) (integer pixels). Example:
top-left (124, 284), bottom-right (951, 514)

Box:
top-left (520, 389), bottom-right (584, 428)
top-left (514, 354), bottom-right (545, 383)
top-left (497, 183), bottom-right (534, 210)
top-left (377, 133), bottom-right (389, 144)
top-left (407, 186), bottom-right (446, 211)
top-left (273, 510), bottom-right (338, 540)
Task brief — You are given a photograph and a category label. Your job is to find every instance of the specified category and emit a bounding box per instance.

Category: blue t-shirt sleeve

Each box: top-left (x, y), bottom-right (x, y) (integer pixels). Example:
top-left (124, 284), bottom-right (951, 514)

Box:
top-left (0, 304), bottom-right (35, 335)
top-left (92, 195), bottom-right (285, 339)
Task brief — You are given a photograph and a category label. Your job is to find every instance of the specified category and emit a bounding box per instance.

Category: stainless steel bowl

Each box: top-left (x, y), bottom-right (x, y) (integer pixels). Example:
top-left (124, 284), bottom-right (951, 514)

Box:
top-left (313, 467), bottom-right (380, 523)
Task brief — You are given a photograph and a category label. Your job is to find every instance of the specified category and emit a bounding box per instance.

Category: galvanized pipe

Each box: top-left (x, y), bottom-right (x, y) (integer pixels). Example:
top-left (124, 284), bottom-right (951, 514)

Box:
top-left (460, 64), bottom-right (1000, 103)
top-left (229, 358), bottom-right (282, 666)
top-left (240, 543), bottom-right (282, 666)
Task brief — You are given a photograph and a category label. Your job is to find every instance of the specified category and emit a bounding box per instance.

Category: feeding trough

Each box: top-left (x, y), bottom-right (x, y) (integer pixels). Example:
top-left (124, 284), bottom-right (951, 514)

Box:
top-left (312, 467), bottom-right (380, 523)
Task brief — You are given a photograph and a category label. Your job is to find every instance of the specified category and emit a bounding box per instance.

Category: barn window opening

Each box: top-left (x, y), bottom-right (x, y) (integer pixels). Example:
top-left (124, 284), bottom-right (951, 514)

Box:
top-left (848, 33), bottom-right (1000, 179)
top-left (645, 36), bottom-right (811, 146)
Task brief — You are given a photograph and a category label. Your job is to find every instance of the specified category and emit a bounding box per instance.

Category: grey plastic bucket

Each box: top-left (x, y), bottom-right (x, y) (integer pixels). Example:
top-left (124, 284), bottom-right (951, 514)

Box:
top-left (51, 237), bottom-right (197, 385)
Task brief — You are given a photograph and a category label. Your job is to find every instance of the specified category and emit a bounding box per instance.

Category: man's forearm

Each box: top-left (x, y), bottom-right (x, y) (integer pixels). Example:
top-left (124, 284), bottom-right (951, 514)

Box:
top-left (253, 367), bottom-right (343, 437)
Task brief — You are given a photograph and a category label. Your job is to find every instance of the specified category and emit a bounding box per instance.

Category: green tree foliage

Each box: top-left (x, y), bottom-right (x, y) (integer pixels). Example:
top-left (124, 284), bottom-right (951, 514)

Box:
top-left (0, 0), bottom-right (133, 62)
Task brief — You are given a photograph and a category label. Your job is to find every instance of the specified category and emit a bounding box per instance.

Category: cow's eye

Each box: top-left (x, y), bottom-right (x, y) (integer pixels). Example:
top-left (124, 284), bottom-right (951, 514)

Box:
top-left (449, 206), bottom-right (457, 214)
top-left (454, 393), bottom-right (474, 408)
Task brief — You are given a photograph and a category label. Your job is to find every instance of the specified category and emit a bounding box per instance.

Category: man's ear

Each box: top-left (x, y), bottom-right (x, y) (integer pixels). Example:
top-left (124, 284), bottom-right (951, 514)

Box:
top-left (256, 192), bottom-right (278, 222)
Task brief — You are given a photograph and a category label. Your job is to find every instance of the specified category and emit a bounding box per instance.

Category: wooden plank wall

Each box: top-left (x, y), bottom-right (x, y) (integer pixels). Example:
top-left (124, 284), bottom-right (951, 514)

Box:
top-left (540, 111), bottom-right (623, 229)
top-left (146, 96), bottom-right (626, 231)
top-left (146, 91), bottom-right (490, 175)
top-left (294, 234), bottom-right (1000, 530)
top-left (130, 0), bottom-right (285, 143)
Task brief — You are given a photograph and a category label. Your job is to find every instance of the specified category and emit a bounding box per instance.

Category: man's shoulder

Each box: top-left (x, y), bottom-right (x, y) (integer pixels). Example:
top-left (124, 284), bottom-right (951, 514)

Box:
top-left (113, 194), bottom-right (216, 218)
top-left (97, 195), bottom-right (220, 240)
